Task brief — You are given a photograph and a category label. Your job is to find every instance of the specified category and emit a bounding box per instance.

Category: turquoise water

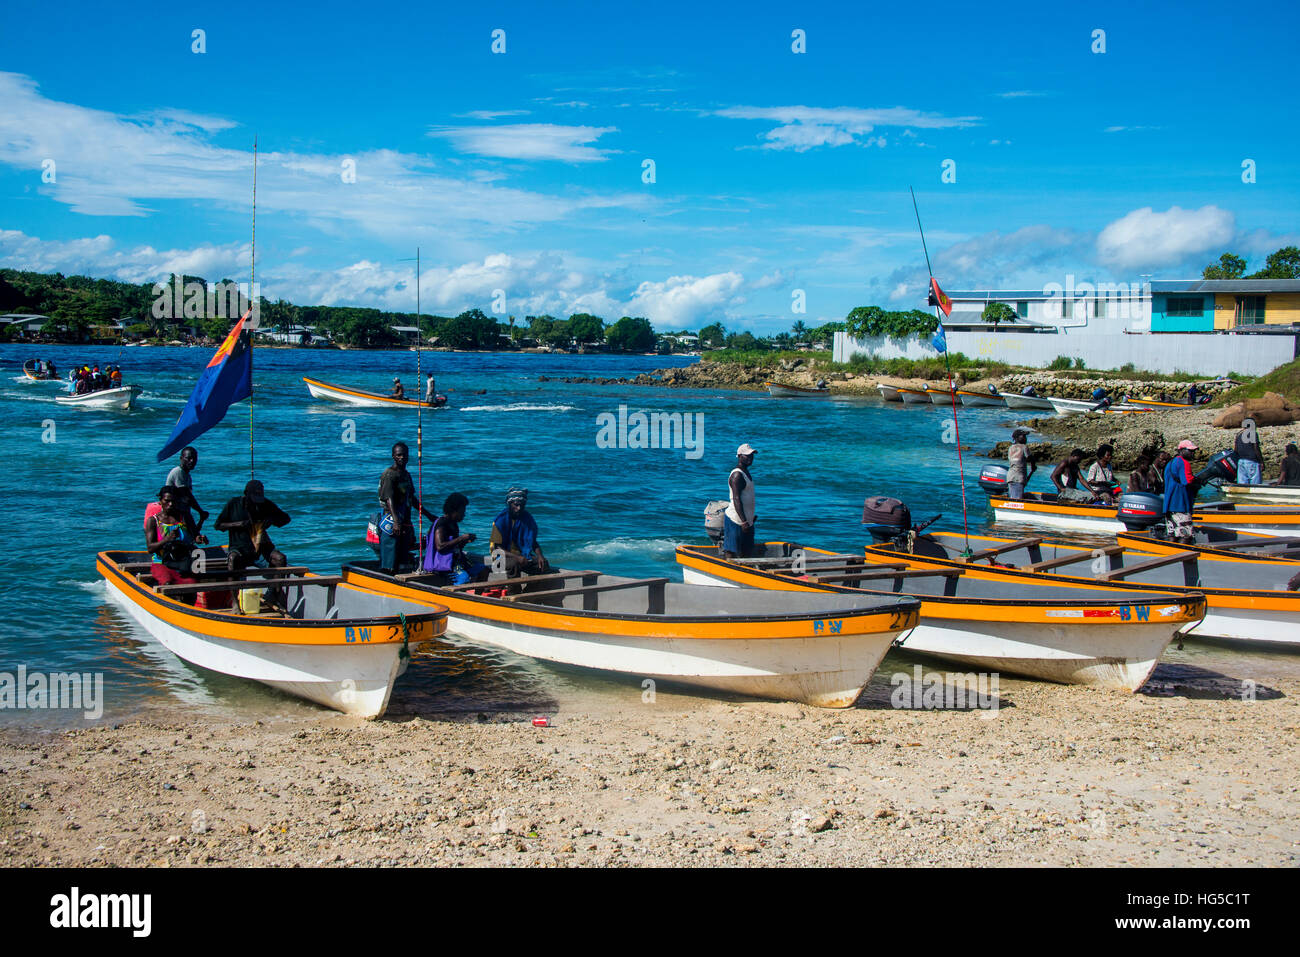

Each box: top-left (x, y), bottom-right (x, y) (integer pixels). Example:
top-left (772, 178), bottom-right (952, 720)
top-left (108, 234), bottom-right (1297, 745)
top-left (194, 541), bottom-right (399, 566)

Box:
top-left (2, 344), bottom-right (1295, 723)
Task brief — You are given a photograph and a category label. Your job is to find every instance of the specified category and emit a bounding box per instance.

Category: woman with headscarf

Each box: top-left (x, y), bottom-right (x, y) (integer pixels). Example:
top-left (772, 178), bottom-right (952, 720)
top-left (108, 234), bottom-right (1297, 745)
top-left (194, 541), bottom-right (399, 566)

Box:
top-left (489, 486), bottom-right (549, 575)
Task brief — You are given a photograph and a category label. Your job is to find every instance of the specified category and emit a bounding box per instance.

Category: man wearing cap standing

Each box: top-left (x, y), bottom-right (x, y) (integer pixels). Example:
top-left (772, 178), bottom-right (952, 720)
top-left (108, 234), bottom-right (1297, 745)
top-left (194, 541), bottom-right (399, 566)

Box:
top-left (1006, 428), bottom-right (1036, 501)
top-left (723, 444), bottom-right (758, 559)
top-left (215, 479), bottom-right (292, 570)
top-left (1163, 440), bottom-right (1199, 542)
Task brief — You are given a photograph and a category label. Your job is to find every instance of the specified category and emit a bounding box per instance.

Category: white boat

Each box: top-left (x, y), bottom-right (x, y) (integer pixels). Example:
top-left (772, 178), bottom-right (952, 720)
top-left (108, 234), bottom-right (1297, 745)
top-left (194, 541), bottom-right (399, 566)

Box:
top-left (1219, 484), bottom-right (1300, 507)
top-left (1001, 393), bottom-right (1055, 411)
top-left (956, 389), bottom-right (1005, 407)
top-left (990, 493), bottom-right (1300, 537)
top-left (676, 543), bottom-right (1203, 691)
top-left (766, 381), bottom-right (831, 398)
top-left (927, 387), bottom-right (957, 405)
top-left (898, 387), bottom-right (931, 405)
top-left (55, 385), bottom-right (142, 410)
top-left (344, 562), bottom-right (921, 709)
top-left (1047, 396), bottom-right (1151, 415)
top-left (303, 376), bottom-right (447, 408)
top-left (877, 384), bottom-right (903, 402)
top-left (98, 551), bottom-right (449, 718)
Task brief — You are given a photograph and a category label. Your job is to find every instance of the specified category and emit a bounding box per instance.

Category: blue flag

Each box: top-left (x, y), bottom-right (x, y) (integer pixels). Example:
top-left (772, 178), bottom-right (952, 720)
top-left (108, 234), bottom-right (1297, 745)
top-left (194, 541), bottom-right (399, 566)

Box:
top-left (931, 320), bottom-right (947, 354)
top-left (157, 312), bottom-right (253, 462)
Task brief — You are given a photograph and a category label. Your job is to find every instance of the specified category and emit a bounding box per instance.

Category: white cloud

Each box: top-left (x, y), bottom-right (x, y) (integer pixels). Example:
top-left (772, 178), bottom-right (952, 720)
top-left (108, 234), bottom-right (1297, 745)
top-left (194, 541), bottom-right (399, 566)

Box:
top-left (1096, 205), bottom-right (1236, 270)
top-left (454, 110), bottom-right (530, 120)
top-left (0, 228), bottom-right (249, 283)
top-left (428, 123), bottom-right (618, 162)
top-left (627, 272), bottom-right (745, 327)
top-left (995, 90), bottom-right (1047, 98)
top-left (715, 105), bottom-right (979, 152)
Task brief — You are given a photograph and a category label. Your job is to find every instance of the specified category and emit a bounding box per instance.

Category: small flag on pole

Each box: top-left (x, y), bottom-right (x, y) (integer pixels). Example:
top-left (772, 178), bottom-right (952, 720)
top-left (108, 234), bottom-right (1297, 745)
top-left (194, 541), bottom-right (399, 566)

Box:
top-left (157, 311), bottom-right (254, 462)
top-left (931, 319), bottom-right (948, 354)
top-left (929, 277), bottom-right (952, 317)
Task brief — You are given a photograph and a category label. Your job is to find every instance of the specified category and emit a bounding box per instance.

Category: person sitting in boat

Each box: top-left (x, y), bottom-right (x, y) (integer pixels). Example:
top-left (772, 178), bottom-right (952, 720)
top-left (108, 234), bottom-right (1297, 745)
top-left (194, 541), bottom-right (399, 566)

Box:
top-left (144, 487), bottom-right (209, 597)
top-left (109, 365), bottom-right (122, 388)
top-left (489, 486), bottom-right (550, 576)
top-left (390, 377), bottom-right (405, 400)
top-left (215, 480), bottom-right (291, 572)
top-left (1163, 440), bottom-right (1199, 542)
top-left (1278, 442), bottom-right (1300, 487)
top-left (1050, 448), bottom-right (1102, 504)
top-left (1085, 444), bottom-right (1118, 504)
top-left (1150, 451), bottom-right (1171, 494)
top-left (816, 378), bottom-right (828, 390)
top-left (723, 444), bottom-right (758, 558)
top-left (423, 492), bottom-right (488, 583)
top-left (1006, 429), bottom-right (1036, 500)
top-left (378, 442), bottom-right (437, 574)
top-left (1127, 453), bottom-right (1161, 494)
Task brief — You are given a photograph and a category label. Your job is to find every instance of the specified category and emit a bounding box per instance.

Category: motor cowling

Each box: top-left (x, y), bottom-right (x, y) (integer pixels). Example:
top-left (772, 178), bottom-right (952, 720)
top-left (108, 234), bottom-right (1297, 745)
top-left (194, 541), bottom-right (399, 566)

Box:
top-left (1117, 492), bottom-right (1164, 530)
top-left (978, 464), bottom-right (1009, 495)
top-left (703, 500), bottom-right (728, 544)
top-left (1195, 449), bottom-right (1237, 486)
top-left (862, 495), bottom-right (912, 543)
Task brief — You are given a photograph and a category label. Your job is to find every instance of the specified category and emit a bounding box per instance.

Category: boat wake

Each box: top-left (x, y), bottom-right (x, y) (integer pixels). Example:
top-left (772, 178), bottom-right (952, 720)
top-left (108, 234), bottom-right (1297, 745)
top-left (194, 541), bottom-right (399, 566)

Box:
top-left (570, 536), bottom-right (690, 559)
top-left (459, 402), bottom-right (577, 413)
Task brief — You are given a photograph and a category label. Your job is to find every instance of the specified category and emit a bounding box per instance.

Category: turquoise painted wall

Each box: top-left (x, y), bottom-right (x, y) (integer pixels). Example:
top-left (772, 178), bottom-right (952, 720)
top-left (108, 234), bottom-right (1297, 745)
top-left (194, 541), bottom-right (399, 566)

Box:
top-left (1151, 294), bottom-right (1213, 332)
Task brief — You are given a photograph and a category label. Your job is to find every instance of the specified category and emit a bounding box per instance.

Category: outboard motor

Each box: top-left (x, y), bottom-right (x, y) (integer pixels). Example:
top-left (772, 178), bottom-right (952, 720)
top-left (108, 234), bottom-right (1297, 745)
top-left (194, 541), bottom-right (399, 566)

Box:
top-left (862, 495), bottom-right (912, 544)
top-left (978, 464), bottom-right (1009, 495)
top-left (703, 500), bottom-right (728, 544)
top-left (1116, 492), bottom-right (1164, 530)
top-left (1195, 450), bottom-right (1237, 486)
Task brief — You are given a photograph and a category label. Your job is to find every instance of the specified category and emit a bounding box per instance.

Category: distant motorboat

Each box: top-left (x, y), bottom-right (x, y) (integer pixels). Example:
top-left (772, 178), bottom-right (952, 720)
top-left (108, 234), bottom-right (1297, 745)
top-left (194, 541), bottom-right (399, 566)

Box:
top-left (876, 384), bottom-right (902, 402)
top-left (897, 387), bottom-right (930, 405)
top-left (55, 385), bottom-right (142, 410)
top-left (766, 381), bottom-right (830, 398)
top-left (303, 376), bottom-right (447, 408)
top-left (956, 388), bottom-right (1005, 407)
top-left (1047, 396), bottom-right (1151, 415)
top-left (1002, 392), bottom-right (1055, 411)
top-left (926, 386), bottom-right (957, 405)
top-left (21, 360), bottom-right (61, 381)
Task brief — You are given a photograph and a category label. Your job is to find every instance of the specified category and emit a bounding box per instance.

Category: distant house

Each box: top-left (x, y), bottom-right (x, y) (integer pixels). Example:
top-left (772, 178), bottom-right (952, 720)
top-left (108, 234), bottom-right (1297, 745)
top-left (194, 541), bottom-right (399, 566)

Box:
top-left (0, 313), bottom-right (50, 336)
top-left (390, 325), bottom-right (422, 344)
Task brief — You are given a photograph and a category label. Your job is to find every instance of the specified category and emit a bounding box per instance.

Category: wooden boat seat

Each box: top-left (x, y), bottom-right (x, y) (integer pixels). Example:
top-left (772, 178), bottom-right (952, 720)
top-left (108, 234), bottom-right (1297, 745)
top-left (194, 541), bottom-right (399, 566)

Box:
top-left (733, 553), bottom-right (858, 566)
top-left (1212, 536), bottom-right (1300, 550)
top-left (965, 537), bottom-right (1044, 563)
top-left (774, 562), bottom-right (907, 576)
top-left (155, 575), bottom-right (344, 597)
top-left (811, 568), bottom-right (962, 583)
top-left (505, 577), bottom-right (670, 612)
top-left (445, 570), bottom-right (602, 592)
top-left (122, 561), bottom-right (311, 577)
top-left (1101, 551), bottom-right (1198, 582)
top-left (1022, 545), bottom-right (1123, 572)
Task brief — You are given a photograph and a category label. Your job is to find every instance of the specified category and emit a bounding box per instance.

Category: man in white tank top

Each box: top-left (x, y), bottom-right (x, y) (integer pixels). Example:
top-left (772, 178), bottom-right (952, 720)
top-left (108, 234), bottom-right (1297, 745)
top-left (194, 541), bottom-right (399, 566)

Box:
top-left (723, 443), bottom-right (757, 558)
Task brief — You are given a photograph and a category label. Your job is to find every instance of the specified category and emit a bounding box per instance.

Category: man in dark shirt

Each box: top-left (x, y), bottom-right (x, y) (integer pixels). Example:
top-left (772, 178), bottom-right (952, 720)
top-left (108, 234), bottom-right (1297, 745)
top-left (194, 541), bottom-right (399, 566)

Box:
top-left (1051, 448), bottom-right (1101, 503)
top-left (215, 479), bottom-right (291, 570)
top-left (378, 442), bottom-right (436, 573)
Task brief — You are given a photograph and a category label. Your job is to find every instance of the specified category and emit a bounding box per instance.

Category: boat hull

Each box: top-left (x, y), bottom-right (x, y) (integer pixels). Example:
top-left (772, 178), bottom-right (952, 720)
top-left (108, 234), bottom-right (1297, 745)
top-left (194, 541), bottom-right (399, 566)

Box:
top-left (1047, 397), bottom-right (1150, 415)
top-left (303, 376), bottom-right (445, 408)
top-left (55, 386), bottom-right (141, 409)
top-left (877, 385), bottom-right (902, 402)
top-left (898, 389), bottom-right (930, 405)
top-left (989, 495), bottom-right (1300, 538)
top-left (1219, 484), bottom-right (1300, 507)
top-left (766, 382), bottom-right (830, 398)
top-left (957, 391), bottom-right (1005, 407)
top-left (344, 565), bottom-right (917, 708)
top-left (927, 389), bottom-right (956, 405)
top-left (1001, 393), bottom-right (1055, 411)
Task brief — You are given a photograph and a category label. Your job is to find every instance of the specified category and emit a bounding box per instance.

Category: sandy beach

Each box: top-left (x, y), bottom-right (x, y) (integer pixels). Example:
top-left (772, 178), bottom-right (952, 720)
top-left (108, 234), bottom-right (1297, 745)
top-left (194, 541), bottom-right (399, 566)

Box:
top-left (4, 656), bottom-right (1297, 868)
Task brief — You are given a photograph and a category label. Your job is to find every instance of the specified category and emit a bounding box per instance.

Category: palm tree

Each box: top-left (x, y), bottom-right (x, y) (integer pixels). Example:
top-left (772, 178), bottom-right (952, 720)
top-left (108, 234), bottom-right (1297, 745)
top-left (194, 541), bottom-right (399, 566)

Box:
top-left (791, 320), bottom-right (808, 341)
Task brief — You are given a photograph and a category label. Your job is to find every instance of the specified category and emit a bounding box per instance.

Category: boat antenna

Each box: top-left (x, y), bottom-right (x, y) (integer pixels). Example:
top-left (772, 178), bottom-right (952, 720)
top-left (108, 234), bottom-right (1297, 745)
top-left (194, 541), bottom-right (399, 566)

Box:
top-left (910, 186), bottom-right (971, 557)
top-left (248, 136), bottom-right (258, 480)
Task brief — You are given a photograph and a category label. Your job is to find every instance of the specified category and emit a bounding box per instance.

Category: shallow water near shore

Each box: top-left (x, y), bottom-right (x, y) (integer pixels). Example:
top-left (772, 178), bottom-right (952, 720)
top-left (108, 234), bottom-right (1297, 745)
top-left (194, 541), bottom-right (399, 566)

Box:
top-left (3, 344), bottom-right (1297, 726)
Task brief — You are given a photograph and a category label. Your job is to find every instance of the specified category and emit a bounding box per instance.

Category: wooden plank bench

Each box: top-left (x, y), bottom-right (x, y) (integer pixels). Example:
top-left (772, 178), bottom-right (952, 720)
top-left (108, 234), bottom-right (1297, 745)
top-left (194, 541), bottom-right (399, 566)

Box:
top-left (1024, 544), bottom-right (1123, 573)
top-left (505, 577), bottom-right (670, 612)
top-left (1101, 551), bottom-right (1199, 583)
top-left (124, 561), bottom-right (311, 577)
top-left (774, 561), bottom-right (908, 577)
top-left (1213, 535), bottom-right (1300, 551)
top-left (965, 537), bottom-right (1044, 564)
top-left (733, 553), bottom-right (858, 567)
top-left (444, 570), bottom-right (602, 592)
top-left (155, 575), bottom-right (344, 597)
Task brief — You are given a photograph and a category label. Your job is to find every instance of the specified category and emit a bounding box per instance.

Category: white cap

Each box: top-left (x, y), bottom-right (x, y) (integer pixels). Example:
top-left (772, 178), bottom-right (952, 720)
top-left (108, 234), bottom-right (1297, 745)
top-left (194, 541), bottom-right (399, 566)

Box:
top-left (737, 443), bottom-right (757, 456)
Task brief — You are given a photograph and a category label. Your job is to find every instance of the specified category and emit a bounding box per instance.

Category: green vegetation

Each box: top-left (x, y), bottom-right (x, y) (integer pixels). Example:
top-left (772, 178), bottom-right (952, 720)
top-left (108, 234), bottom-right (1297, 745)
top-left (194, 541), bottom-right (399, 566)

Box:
top-left (844, 306), bottom-right (937, 340)
top-left (1201, 245), bottom-right (1300, 280)
top-left (1210, 357), bottom-right (1300, 406)
top-left (981, 302), bottom-right (1017, 327)
top-left (1047, 356), bottom-right (1077, 371)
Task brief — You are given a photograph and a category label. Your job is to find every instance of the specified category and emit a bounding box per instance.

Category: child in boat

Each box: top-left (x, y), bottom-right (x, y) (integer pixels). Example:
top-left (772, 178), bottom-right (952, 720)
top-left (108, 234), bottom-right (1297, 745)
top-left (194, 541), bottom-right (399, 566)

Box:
top-left (490, 486), bottom-right (550, 575)
top-left (423, 493), bottom-right (487, 583)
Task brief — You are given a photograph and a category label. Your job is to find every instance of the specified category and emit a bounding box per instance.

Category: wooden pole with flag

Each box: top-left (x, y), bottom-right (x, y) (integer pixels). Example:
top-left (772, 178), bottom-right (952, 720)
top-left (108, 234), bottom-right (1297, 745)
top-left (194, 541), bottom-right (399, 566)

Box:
top-left (249, 137), bottom-right (257, 480)
top-left (911, 187), bottom-right (972, 556)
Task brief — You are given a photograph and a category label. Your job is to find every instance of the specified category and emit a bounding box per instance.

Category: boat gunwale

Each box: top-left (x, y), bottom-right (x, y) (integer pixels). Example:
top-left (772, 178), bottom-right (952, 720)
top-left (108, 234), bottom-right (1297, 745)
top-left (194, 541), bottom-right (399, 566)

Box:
top-left (302, 376), bottom-right (441, 408)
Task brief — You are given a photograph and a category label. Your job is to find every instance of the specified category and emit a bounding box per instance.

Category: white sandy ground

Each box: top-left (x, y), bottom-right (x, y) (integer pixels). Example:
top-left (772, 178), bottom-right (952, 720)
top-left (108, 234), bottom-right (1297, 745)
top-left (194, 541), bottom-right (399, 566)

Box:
top-left (2, 666), bottom-right (1297, 868)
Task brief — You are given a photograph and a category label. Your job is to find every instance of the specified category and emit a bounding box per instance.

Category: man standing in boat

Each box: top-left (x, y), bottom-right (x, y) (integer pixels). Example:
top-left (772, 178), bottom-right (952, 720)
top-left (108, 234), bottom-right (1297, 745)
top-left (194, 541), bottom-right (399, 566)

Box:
top-left (1006, 429), bottom-right (1035, 500)
top-left (424, 372), bottom-right (436, 405)
top-left (378, 441), bottom-right (436, 573)
top-left (165, 446), bottom-right (210, 533)
top-left (723, 443), bottom-right (757, 559)
top-left (1234, 418), bottom-right (1264, 486)
top-left (1163, 440), bottom-right (1199, 542)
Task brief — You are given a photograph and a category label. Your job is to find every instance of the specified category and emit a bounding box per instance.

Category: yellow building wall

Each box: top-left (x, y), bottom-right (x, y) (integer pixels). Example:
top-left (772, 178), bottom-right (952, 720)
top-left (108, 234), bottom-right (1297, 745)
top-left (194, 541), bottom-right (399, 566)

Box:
top-left (1214, 292), bottom-right (1300, 328)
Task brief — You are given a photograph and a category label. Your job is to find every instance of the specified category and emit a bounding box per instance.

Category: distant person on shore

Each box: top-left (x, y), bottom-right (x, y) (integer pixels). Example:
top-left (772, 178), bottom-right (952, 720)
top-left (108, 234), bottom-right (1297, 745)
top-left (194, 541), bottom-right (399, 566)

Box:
top-left (489, 486), bottom-right (550, 575)
top-left (1163, 440), bottom-right (1199, 542)
top-left (723, 444), bottom-right (758, 557)
top-left (1006, 429), bottom-right (1036, 500)
top-left (216, 480), bottom-right (291, 571)
top-left (1186, 383), bottom-right (1202, 405)
top-left (144, 486), bottom-right (207, 594)
top-left (1127, 453), bottom-right (1161, 494)
top-left (424, 492), bottom-right (487, 583)
top-left (1085, 444), bottom-right (1117, 504)
top-left (1278, 442), bottom-right (1300, 487)
top-left (390, 377), bottom-right (405, 400)
top-left (1051, 448), bottom-right (1101, 504)
top-left (1089, 387), bottom-right (1111, 412)
top-left (377, 442), bottom-right (435, 574)
top-left (165, 446), bottom-right (209, 532)
top-left (1233, 420), bottom-right (1263, 486)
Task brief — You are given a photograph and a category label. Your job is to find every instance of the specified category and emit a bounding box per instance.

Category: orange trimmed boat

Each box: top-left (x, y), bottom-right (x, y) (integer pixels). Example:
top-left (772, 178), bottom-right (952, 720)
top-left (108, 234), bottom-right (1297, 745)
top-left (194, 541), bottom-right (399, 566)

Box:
top-left (303, 376), bottom-right (447, 408)
top-left (989, 492), bottom-right (1300, 537)
top-left (343, 561), bottom-right (920, 708)
top-left (1116, 529), bottom-right (1300, 563)
top-left (766, 381), bottom-right (830, 398)
top-left (98, 551), bottom-right (449, 717)
top-left (863, 531), bottom-right (1300, 650)
top-left (676, 542), bottom-right (1202, 691)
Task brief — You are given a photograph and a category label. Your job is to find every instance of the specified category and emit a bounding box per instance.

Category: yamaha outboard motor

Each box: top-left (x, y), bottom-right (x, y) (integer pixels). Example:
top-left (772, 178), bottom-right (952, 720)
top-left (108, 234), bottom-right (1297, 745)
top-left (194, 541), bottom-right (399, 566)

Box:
top-left (1195, 450), bottom-right (1237, 486)
top-left (978, 464), bottom-right (1009, 495)
top-left (1116, 492), bottom-right (1164, 530)
top-left (703, 500), bottom-right (728, 544)
top-left (862, 496), bottom-right (912, 544)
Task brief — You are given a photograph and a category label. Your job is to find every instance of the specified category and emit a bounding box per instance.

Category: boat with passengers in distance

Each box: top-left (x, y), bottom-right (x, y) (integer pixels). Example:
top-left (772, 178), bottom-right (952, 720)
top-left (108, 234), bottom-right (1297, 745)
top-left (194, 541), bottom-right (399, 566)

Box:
top-left (303, 376), bottom-right (447, 408)
top-left (98, 550), bottom-right (449, 717)
top-left (55, 385), bottom-right (142, 410)
top-left (675, 542), bottom-right (1203, 691)
top-left (343, 561), bottom-right (920, 708)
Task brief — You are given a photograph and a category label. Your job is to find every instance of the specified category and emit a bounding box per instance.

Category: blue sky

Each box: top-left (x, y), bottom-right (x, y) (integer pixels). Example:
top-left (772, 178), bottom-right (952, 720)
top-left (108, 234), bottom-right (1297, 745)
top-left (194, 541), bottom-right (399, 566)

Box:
top-left (2, 0), bottom-right (1297, 331)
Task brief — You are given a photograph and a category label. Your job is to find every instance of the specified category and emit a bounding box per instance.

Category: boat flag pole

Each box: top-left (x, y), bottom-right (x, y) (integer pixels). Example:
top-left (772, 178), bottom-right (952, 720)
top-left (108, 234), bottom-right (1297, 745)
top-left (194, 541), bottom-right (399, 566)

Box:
top-left (248, 137), bottom-right (258, 481)
top-left (415, 247), bottom-right (424, 553)
top-left (910, 186), bottom-right (971, 557)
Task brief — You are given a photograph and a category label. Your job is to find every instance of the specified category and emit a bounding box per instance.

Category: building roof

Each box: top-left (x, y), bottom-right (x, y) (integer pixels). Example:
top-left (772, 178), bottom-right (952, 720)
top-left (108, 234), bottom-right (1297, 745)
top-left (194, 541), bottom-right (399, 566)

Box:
top-left (1149, 279), bottom-right (1300, 294)
top-left (944, 278), bottom-right (1300, 301)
